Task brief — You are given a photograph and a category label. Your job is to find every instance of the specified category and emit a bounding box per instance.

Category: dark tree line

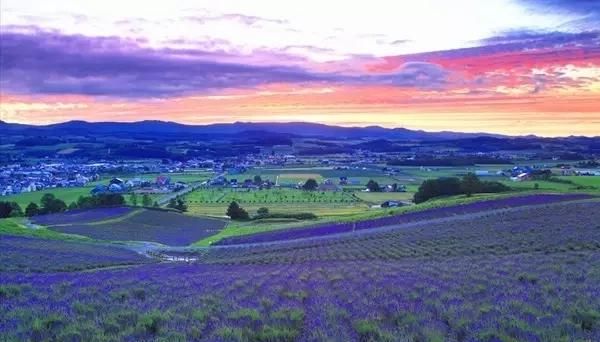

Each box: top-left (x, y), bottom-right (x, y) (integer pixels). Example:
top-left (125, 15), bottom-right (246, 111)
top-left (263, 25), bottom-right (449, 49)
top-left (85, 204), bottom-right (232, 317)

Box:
top-left (414, 173), bottom-right (510, 203)
top-left (167, 197), bottom-right (188, 212)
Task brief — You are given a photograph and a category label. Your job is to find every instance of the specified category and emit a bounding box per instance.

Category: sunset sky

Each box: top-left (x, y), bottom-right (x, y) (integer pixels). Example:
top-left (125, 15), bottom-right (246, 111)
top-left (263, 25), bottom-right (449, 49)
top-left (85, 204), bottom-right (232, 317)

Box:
top-left (0, 0), bottom-right (599, 136)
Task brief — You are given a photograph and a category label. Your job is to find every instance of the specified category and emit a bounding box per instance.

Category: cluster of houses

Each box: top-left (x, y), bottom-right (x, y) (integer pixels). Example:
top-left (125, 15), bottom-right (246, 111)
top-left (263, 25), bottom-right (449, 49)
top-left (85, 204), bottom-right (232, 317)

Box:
top-left (0, 163), bottom-right (101, 196)
top-left (90, 176), bottom-right (188, 195)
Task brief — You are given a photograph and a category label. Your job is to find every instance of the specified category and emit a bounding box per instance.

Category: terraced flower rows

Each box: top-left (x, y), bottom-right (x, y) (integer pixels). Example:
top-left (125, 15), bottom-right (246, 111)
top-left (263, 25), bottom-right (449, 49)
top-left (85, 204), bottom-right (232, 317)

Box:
top-left (0, 235), bottom-right (153, 272)
top-left (165, 200), bottom-right (600, 265)
top-left (40, 208), bottom-right (227, 246)
top-left (215, 193), bottom-right (593, 245)
top-left (1, 198), bottom-right (598, 341)
top-left (32, 206), bottom-right (135, 225)
top-left (2, 250), bottom-right (598, 340)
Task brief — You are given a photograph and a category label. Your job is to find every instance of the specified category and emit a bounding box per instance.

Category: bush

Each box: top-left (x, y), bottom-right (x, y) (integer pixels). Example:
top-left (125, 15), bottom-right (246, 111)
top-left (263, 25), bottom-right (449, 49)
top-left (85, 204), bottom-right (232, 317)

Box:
top-left (227, 201), bottom-right (250, 220)
top-left (0, 201), bottom-right (23, 218)
top-left (138, 310), bottom-right (168, 335)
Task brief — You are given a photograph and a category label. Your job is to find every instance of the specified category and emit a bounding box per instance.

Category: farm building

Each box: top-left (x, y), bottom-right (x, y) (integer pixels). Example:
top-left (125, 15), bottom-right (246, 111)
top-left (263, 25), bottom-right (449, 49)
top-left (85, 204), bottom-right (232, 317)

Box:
top-left (319, 179), bottom-right (340, 191)
top-left (156, 175), bottom-right (171, 186)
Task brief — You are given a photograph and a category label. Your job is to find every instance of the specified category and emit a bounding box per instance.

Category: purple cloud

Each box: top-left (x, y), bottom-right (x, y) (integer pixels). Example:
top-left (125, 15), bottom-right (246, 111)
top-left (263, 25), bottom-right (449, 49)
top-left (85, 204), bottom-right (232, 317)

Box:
top-left (480, 30), bottom-right (600, 46)
top-left (0, 28), bottom-right (452, 98)
top-left (0, 29), bottom-right (331, 97)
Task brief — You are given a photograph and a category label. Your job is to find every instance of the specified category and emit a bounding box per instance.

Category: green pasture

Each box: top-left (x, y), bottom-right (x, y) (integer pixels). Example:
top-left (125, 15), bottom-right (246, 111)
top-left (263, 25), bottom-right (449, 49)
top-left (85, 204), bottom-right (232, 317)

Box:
top-left (0, 218), bottom-right (90, 241)
top-left (184, 187), bottom-right (367, 217)
top-left (4, 186), bottom-right (163, 209)
top-left (187, 201), bottom-right (368, 218)
top-left (354, 191), bottom-right (415, 203)
top-left (4, 187), bottom-right (96, 208)
top-left (501, 179), bottom-right (600, 193)
top-left (558, 176), bottom-right (600, 188)
top-left (185, 188), bottom-right (359, 204)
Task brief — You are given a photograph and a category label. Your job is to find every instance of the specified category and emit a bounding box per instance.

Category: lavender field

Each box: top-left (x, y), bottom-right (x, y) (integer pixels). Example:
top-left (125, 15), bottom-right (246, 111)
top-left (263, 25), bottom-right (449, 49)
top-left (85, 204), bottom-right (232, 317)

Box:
top-left (1, 199), bottom-right (599, 341)
top-left (215, 194), bottom-right (593, 245)
top-left (32, 206), bottom-right (135, 226)
top-left (43, 208), bottom-right (227, 246)
top-left (0, 235), bottom-right (152, 272)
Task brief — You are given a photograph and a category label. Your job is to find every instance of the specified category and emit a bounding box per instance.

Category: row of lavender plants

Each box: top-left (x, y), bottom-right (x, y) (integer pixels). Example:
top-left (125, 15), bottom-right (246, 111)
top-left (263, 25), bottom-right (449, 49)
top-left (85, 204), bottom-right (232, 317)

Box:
top-left (0, 235), bottom-right (153, 272)
top-left (167, 200), bottom-right (600, 265)
top-left (216, 193), bottom-right (594, 245)
top-left (2, 253), bottom-right (598, 341)
top-left (32, 206), bottom-right (134, 226)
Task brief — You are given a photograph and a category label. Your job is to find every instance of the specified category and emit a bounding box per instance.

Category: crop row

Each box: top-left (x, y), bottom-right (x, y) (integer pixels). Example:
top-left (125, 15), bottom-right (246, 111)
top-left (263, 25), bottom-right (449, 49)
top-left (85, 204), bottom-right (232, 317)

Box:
top-left (215, 194), bottom-right (594, 245)
top-left (32, 206), bottom-right (134, 226)
top-left (0, 235), bottom-right (153, 272)
top-left (2, 251), bottom-right (598, 341)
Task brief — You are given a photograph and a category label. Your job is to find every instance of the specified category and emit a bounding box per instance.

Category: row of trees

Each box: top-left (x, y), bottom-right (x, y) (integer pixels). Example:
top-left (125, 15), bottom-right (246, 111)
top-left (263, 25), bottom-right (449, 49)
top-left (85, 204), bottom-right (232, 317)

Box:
top-left (128, 193), bottom-right (156, 207)
top-left (414, 173), bottom-right (510, 203)
top-left (0, 193), bottom-right (70, 218)
top-left (167, 197), bottom-right (188, 212)
top-left (225, 201), bottom-right (317, 221)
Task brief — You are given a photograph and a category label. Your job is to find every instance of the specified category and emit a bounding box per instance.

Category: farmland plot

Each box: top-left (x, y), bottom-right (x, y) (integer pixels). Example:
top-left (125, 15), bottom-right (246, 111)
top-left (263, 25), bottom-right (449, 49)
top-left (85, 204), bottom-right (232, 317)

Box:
top-left (0, 235), bottom-right (152, 272)
top-left (45, 209), bottom-right (227, 246)
top-left (214, 193), bottom-right (594, 245)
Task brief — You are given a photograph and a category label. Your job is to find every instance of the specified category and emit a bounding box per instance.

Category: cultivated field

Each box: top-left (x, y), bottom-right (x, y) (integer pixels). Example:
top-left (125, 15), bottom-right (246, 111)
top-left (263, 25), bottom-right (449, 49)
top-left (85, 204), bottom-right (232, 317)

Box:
top-left (39, 208), bottom-right (227, 246)
top-left (185, 188), bottom-right (366, 217)
top-left (1, 199), bottom-right (599, 341)
top-left (0, 235), bottom-right (152, 272)
top-left (214, 193), bottom-right (593, 245)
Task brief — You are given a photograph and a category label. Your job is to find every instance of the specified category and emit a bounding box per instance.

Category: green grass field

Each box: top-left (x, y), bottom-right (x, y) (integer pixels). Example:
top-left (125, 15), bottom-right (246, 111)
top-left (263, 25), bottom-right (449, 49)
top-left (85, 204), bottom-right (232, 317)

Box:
top-left (184, 187), bottom-right (367, 217)
top-left (501, 178), bottom-right (600, 193)
top-left (4, 187), bottom-right (96, 208)
top-left (4, 187), bottom-right (163, 209)
top-left (354, 191), bottom-right (414, 203)
top-left (559, 176), bottom-right (600, 187)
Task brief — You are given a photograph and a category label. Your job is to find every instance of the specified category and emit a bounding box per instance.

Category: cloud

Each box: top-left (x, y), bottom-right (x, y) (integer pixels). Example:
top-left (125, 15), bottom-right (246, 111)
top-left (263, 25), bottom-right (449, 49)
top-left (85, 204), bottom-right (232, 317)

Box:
top-left (184, 13), bottom-right (288, 27)
top-left (0, 29), bottom-right (331, 97)
top-left (520, 0), bottom-right (600, 14)
top-left (480, 30), bottom-right (599, 46)
top-left (0, 28), bottom-right (453, 98)
top-left (519, 0), bottom-right (600, 30)
top-left (376, 62), bottom-right (448, 88)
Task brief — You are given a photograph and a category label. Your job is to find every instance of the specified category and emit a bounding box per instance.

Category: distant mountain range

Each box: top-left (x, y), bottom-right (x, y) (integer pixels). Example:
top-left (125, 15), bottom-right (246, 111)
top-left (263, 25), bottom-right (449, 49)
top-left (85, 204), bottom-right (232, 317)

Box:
top-left (0, 120), bottom-right (507, 140)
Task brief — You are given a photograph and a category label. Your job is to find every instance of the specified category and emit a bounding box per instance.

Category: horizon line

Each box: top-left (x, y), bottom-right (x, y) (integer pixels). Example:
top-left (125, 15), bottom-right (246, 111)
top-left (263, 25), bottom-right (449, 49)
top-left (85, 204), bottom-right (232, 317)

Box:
top-left (4, 118), bottom-right (600, 138)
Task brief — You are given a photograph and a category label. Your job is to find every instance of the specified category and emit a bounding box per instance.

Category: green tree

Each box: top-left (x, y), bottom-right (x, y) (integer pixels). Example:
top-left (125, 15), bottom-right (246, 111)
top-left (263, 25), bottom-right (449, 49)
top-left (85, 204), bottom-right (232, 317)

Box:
top-left (257, 207), bottom-right (269, 216)
top-left (25, 202), bottom-right (40, 217)
top-left (226, 201), bottom-right (249, 220)
top-left (40, 193), bottom-right (67, 214)
top-left (253, 175), bottom-right (263, 185)
top-left (460, 173), bottom-right (482, 197)
top-left (366, 180), bottom-right (381, 192)
top-left (130, 193), bottom-right (138, 206)
top-left (413, 177), bottom-right (462, 204)
top-left (175, 198), bottom-right (188, 212)
top-left (0, 201), bottom-right (22, 218)
top-left (142, 194), bottom-right (153, 207)
top-left (302, 178), bottom-right (319, 191)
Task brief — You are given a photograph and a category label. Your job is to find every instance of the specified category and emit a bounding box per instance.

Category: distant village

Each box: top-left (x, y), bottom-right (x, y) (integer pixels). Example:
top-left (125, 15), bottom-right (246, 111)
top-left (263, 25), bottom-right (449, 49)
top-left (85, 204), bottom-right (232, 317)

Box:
top-left (1, 154), bottom-right (599, 198)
